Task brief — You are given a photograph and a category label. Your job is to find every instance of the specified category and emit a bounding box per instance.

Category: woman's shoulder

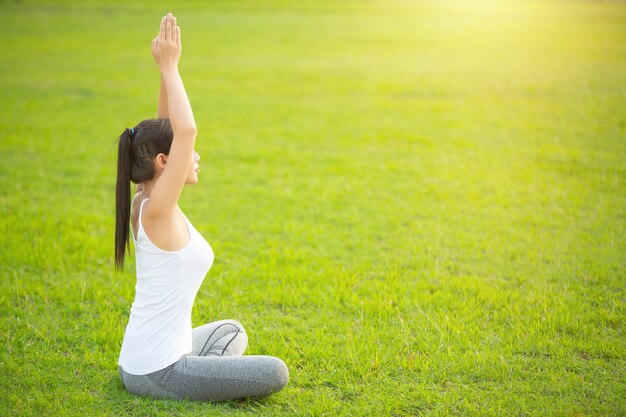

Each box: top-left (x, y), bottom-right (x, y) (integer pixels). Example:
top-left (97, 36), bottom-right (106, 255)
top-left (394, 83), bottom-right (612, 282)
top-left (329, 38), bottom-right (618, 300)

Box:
top-left (131, 192), bottom-right (145, 215)
top-left (130, 193), bottom-right (146, 235)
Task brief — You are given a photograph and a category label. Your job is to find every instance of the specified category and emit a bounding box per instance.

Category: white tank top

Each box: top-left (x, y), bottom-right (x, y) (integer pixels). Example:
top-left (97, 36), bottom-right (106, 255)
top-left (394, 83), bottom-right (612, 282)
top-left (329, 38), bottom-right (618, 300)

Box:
top-left (118, 197), bottom-right (214, 375)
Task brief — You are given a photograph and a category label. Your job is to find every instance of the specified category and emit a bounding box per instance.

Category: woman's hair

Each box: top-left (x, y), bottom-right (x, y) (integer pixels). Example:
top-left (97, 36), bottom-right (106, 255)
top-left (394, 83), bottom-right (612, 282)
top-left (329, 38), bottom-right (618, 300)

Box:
top-left (115, 118), bottom-right (173, 271)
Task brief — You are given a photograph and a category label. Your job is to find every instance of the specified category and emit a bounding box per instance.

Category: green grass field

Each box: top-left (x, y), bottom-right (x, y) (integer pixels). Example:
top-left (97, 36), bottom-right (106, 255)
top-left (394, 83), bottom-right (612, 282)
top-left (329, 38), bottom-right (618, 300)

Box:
top-left (1, 0), bottom-right (625, 415)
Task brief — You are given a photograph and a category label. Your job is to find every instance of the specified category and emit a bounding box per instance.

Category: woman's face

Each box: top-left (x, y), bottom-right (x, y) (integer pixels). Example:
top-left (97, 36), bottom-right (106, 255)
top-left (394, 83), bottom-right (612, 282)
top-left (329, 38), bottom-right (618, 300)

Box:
top-left (185, 150), bottom-right (201, 184)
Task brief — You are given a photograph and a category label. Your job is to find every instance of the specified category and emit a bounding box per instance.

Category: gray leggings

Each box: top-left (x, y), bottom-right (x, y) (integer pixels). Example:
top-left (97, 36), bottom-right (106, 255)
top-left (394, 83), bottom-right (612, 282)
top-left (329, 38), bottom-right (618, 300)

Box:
top-left (118, 320), bottom-right (289, 402)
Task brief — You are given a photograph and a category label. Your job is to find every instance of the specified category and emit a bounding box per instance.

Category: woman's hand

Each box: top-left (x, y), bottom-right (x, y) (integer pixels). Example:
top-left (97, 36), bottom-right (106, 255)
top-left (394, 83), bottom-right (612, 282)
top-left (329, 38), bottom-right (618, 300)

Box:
top-left (151, 13), bottom-right (181, 70)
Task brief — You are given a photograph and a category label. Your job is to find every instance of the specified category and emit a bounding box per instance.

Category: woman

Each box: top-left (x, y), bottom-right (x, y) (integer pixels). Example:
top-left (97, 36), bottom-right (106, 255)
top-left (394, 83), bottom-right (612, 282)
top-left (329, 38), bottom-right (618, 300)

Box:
top-left (114, 13), bottom-right (288, 401)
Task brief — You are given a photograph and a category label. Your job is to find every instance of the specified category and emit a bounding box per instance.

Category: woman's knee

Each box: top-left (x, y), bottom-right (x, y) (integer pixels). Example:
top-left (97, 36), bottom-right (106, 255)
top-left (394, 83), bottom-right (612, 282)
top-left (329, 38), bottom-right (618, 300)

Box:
top-left (221, 323), bottom-right (248, 356)
top-left (263, 356), bottom-right (289, 394)
top-left (225, 319), bottom-right (246, 334)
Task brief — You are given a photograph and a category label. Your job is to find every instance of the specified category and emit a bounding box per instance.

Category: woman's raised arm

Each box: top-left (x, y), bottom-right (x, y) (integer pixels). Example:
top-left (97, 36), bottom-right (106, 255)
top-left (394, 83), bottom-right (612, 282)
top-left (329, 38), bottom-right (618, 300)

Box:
top-left (152, 32), bottom-right (169, 118)
top-left (146, 13), bottom-right (197, 217)
top-left (157, 72), bottom-right (169, 118)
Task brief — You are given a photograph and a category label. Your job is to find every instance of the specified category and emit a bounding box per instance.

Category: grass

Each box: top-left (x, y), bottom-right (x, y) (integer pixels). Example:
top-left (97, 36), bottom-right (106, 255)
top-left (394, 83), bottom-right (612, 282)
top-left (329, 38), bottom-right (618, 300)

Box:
top-left (1, 0), bottom-right (625, 415)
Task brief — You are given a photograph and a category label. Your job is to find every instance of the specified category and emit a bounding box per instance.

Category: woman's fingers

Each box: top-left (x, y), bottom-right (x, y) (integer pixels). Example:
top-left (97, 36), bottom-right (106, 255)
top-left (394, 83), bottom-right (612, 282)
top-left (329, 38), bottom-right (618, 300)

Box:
top-left (176, 26), bottom-right (181, 47)
top-left (164, 14), bottom-right (170, 41)
top-left (157, 13), bottom-right (178, 43)
top-left (166, 13), bottom-right (173, 41)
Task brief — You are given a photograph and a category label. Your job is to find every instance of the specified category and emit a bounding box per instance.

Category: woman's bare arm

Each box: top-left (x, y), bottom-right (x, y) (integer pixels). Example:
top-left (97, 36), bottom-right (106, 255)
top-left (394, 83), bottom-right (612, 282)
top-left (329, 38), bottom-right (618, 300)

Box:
top-left (159, 66), bottom-right (196, 133)
top-left (157, 74), bottom-right (169, 118)
top-left (147, 13), bottom-right (197, 216)
top-left (152, 33), bottom-right (169, 118)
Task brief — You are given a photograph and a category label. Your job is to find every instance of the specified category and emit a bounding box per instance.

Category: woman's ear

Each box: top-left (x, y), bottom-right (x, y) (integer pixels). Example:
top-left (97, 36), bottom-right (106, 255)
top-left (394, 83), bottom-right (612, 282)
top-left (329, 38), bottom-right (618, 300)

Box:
top-left (155, 153), bottom-right (168, 170)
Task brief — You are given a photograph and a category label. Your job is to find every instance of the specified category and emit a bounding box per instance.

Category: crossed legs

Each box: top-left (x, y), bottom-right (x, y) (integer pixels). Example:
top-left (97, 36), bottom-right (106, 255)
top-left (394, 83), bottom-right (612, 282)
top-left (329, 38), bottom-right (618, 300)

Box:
top-left (119, 320), bottom-right (289, 401)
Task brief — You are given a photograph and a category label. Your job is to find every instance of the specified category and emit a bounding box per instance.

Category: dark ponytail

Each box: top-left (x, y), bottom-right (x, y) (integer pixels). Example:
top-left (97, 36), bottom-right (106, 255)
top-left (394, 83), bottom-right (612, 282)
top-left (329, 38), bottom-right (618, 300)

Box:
top-left (115, 129), bottom-right (133, 271)
top-left (114, 118), bottom-right (174, 271)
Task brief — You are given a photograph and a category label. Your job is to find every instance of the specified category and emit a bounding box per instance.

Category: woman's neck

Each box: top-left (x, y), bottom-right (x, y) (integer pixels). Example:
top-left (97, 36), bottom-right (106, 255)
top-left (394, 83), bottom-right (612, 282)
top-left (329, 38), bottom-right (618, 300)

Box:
top-left (137, 180), bottom-right (155, 199)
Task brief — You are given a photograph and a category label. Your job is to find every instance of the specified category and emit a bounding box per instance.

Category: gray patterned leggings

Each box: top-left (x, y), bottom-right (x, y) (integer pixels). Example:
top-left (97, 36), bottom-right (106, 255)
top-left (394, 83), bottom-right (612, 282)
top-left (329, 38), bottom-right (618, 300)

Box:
top-left (118, 320), bottom-right (289, 402)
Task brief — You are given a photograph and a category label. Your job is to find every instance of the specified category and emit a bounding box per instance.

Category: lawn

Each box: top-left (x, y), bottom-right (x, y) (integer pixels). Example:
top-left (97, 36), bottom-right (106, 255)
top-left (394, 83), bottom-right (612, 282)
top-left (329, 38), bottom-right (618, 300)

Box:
top-left (1, 0), bottom-right (624, 415)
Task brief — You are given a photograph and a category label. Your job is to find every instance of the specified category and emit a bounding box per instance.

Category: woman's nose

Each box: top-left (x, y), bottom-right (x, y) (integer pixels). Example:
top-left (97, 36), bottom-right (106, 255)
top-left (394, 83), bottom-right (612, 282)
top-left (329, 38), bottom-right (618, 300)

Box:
top-left (194, 151), bottom-right (200, 161)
